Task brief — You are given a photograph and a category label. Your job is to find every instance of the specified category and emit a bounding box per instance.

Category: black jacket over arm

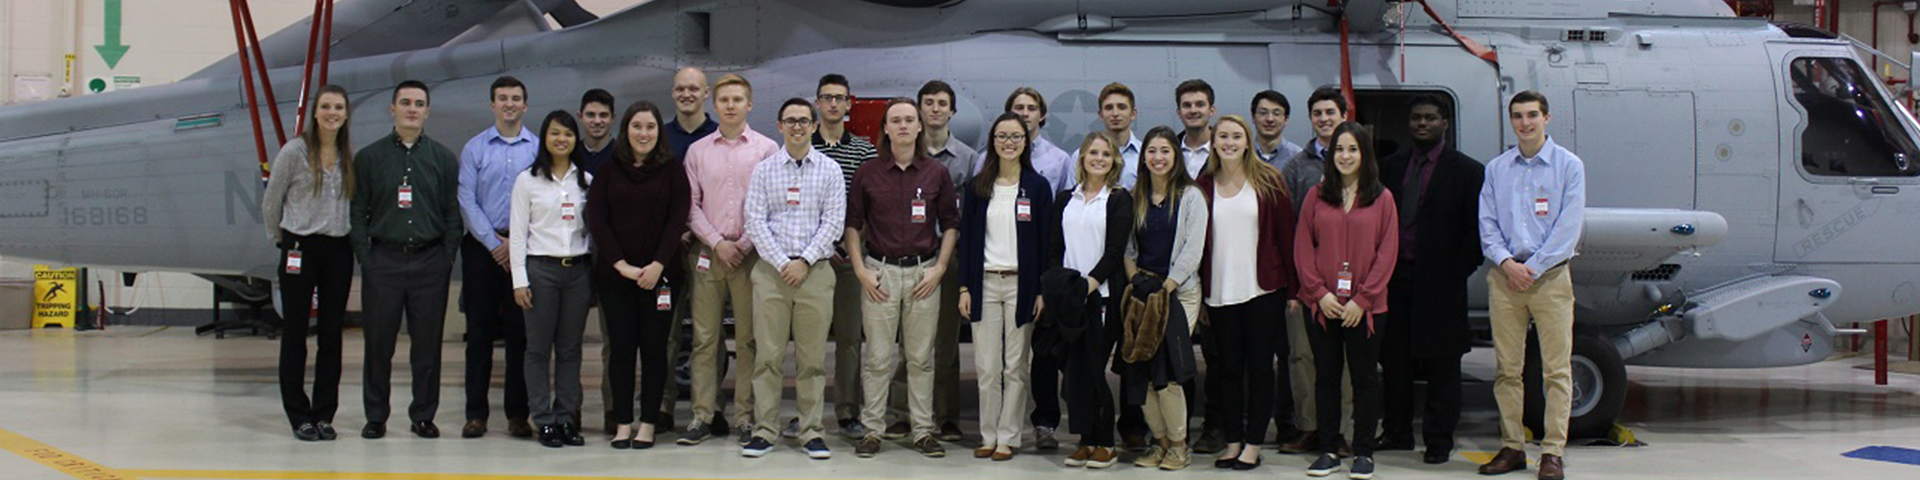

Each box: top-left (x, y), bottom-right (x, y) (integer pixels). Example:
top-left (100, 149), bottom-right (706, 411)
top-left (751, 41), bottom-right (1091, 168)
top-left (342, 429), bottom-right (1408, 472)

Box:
top-left (1379, 146), bottom-right (1485, 358)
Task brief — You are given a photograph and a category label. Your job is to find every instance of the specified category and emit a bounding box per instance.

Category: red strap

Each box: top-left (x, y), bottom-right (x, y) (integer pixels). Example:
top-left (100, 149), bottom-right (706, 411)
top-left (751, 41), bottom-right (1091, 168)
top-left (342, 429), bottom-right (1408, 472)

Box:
top-left (1417, 0), bottom-right (1498, 64)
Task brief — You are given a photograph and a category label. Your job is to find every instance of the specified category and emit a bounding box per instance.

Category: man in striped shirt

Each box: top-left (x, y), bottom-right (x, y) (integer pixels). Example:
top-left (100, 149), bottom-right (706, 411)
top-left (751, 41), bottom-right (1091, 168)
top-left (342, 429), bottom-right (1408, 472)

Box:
top-left (812, 73), bottom-right (878, 439)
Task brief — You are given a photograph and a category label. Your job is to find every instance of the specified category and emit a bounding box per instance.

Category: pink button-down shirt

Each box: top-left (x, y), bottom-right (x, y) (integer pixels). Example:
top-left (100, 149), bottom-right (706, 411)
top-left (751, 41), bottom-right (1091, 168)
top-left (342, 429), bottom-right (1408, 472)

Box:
top-left (685, 126), bottom-right (779, 252)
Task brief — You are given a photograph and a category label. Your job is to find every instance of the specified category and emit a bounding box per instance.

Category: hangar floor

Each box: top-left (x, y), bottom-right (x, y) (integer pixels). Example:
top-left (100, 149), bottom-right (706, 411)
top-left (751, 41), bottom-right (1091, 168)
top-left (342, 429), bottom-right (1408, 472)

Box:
top-left (0, 326), bottom-right (1916, 480)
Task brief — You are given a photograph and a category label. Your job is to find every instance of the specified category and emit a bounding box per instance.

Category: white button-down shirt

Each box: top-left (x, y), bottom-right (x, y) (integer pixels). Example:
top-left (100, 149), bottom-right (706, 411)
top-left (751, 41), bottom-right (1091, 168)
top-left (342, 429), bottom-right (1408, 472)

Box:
top-left (1061, 186), bottom-right (1113, 297)
top-left (1179, 131), bottom-right (1212, 179)
top-left (509, 166), bottom-right (592, 288)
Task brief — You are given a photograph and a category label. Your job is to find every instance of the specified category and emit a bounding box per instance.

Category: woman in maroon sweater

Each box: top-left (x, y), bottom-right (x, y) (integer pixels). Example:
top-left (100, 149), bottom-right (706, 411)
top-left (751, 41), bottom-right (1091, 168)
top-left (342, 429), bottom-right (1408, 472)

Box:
top-left (585, 101), bottom-right (691, 449)
top-left (1293, 121), bottom-right (1397, 478)
top-left (1195, 116), bottom-right (1296, 470)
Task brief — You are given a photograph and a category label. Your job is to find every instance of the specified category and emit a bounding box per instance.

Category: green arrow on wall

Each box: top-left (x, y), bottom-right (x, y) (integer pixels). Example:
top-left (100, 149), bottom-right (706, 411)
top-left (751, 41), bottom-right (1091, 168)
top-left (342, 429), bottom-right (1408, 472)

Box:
top-left (95, 0), bottom-right (130, 69)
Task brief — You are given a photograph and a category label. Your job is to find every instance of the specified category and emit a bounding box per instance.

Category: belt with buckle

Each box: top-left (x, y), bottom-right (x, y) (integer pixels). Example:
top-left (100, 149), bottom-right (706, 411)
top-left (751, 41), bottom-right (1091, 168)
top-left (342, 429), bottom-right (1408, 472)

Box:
top-left (983, 269), bottom-right (1017, 277)
top-left (374, 240), bottom-right (432, 254)
top-left (532, 255), bottom-right (587, 267)
top-left (868, 252), bottom-right (935, 267)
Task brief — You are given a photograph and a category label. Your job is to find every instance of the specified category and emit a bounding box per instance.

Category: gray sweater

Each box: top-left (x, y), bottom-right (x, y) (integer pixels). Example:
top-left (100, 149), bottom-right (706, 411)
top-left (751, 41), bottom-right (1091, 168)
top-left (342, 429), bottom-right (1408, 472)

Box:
top-left (1280, 147), bottom-right (1326, 215)
top-left (1126, 186), bottom-right (1209, 296)
top-left (260, 140), bottom-right (351, 244)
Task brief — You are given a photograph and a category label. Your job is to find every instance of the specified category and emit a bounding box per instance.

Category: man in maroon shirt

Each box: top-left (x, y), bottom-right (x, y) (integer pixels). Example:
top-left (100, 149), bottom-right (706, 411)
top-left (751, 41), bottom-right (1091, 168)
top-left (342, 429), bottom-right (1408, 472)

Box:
top-left (844, 99), bottom-right (960, 459)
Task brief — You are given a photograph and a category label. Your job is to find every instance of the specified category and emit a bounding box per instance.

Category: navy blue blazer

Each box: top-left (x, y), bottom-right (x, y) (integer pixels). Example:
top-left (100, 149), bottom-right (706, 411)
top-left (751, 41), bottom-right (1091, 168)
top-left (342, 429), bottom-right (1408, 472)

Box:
top-left (957, 170), bottom-right (1056, 327)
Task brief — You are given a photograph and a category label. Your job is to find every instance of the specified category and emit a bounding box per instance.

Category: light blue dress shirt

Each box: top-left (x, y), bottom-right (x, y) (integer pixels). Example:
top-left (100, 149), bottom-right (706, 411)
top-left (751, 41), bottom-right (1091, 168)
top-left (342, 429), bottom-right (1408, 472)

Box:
top-left (1477, 137), bottom-right (1586, 279)
top-left (458, 124), bottom-right (538, 250)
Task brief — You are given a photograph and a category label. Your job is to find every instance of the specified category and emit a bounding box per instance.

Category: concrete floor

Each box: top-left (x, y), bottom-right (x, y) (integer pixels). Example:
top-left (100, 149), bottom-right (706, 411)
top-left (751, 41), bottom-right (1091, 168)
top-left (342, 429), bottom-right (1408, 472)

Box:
top-left (0, 326), bottom-right (1917, 480)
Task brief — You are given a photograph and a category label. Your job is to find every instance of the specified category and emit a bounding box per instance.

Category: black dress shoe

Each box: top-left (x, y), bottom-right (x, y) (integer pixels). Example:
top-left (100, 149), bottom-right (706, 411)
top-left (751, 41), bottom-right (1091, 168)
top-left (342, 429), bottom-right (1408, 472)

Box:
top-left (410, 421), bottom-right (440, 438)
top-left (1423, 448), bottom-right (1451, 464)
top-left (293, 423), bottom-right (321, 442)
top-left (361, 423), bottom-right (386, 439)
top-left (562, 423), bottom-right (586, 446)
top-left (508, 417), bottom-right (534, 438)
top-left (316, 422), bottom-right (337, 441)
top-left (538, 425), bottom-right (565, 448)
top-left (1374, 434), bottom-right (1415, 451)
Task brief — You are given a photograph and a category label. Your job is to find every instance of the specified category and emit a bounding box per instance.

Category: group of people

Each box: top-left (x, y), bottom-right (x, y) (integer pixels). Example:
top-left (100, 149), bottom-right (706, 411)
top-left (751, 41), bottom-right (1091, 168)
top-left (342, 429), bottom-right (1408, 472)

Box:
top-left (261, 66), bottom-right (1584, 480)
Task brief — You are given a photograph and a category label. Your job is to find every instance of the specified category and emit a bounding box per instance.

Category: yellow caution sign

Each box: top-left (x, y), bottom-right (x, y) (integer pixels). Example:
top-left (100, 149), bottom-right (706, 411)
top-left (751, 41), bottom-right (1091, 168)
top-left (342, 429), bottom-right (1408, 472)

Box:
top-left (32, 265), bottom-right (77, 329)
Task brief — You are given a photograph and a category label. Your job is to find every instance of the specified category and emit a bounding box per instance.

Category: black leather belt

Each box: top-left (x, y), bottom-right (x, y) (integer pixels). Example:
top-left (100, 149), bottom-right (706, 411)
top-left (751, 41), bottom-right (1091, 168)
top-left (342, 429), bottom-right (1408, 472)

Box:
top-left (868, 252), bottom-right (935, 267)
top-left (374, 240), bottom-right (433, 254)
top-left (530, 255), bottom-right (588, 267)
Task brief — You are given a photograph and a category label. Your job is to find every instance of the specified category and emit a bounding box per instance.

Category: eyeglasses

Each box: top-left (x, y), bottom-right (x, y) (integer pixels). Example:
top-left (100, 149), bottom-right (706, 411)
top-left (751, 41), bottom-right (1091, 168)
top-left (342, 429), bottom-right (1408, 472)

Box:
top-left (817, 94), bottom-right (850, 104)
top-left (993, 133), bottom-right (1027, 144)
top-left (781, 117), bottom-right (815, 127)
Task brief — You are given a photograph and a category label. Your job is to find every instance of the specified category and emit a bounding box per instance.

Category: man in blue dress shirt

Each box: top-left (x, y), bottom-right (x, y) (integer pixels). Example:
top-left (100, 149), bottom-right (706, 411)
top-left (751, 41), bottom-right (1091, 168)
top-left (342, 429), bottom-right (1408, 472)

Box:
top-left (455, 76), bottom-right (539, 439)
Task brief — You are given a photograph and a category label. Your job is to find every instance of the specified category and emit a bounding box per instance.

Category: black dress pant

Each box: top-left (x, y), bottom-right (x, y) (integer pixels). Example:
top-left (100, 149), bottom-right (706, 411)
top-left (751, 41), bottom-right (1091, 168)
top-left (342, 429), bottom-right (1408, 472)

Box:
top-left (361, 244), bottom-right (452, 424)
top-left (1381, 276), bottom-right (1461, 452)
top-left (1031, 331), bottom-right (1063, 431)
top-left (1202, 292), bottom-right (1282, 444)
top-left (601, 273), bottom-right (675, 425)
top-left (277, 233), bottom-right (352, 429)
top-left (1064, 293), bottom-right (1116, 447)
top-left (461, 236), bottom-right (528, 423)
top-left (1309, 312), bottom-right (1384, 457)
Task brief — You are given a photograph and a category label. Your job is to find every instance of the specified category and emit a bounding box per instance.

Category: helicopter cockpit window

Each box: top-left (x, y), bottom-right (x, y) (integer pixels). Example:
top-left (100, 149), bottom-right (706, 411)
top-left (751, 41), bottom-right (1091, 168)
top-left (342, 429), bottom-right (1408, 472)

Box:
top-left (1790, 57), bottom-right (1920, 177)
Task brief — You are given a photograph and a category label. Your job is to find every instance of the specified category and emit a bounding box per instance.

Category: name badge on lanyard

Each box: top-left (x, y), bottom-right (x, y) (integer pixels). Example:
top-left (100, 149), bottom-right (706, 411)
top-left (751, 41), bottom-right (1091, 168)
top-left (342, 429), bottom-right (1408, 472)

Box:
top-left (397, 177), bottom-right (415, 209)
top-left (285, 245), bottom-right (303, 275)
top-left (786, 186), bottom-right (803, 206)
top-left (560, 193), bottom-right (578, 221)
top-left (656, 283), bottom-right (673, 311)
top-left (910, 187), bottom-right (927, 223)
top-left (696, 253), bottom-right (712, 272)
top-left (1533, 197), bottom-right (1550, 218)
top-left (1015, 189), bottom-right (1032, 222)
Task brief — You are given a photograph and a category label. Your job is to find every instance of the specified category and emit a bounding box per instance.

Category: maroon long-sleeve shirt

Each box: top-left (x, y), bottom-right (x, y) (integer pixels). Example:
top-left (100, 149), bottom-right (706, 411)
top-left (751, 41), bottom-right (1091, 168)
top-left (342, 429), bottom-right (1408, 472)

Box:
top-left (1293, 184), bottom-right (1399, 333)
top-left (586, 157), bottom-right (692, 282)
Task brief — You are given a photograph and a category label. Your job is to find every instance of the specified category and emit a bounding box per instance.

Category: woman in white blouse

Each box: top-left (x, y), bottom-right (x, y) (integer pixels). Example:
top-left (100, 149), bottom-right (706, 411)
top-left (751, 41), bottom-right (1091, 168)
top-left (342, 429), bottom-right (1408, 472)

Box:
top-left (510, 111), bottom-right (594, 448)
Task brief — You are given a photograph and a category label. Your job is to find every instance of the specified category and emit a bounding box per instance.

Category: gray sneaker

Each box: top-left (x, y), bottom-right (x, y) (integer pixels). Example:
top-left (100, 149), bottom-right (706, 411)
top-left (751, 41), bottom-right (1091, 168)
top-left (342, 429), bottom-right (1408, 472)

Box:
top-left (781, 418), bottom-right (801, 439)
top-left (676, 421), bottom-right (712, 445)
top-left (838, 418), bottom-right (868, 439)
top-left (734, 421), bottom-right (754, 446)
top-left (1034, 425), bottom-right (1059, 450)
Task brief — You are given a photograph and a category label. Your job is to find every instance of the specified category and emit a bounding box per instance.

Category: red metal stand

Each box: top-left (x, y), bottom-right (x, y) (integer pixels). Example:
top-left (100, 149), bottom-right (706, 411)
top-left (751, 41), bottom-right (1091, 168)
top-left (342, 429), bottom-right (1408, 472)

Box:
top-left (1875, 319), bottom-right (1889, 385)
top-left (228, 0), bottom-right (334, 181)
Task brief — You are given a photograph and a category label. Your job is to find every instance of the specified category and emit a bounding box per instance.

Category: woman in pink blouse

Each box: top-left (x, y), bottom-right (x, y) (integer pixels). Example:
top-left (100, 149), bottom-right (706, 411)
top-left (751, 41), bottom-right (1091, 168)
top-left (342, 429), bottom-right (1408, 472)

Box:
top-left (1293, 121), bottom-right (1398, 479)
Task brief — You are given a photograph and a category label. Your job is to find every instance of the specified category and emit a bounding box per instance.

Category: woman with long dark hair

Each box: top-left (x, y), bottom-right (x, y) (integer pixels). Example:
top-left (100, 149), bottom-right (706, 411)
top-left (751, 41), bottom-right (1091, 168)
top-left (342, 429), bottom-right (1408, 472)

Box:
top-left (511, 110), bottom-right (594, 448)
top-left (1119, 126), bottom-right (1206, 470)
top-left (586, 102), bottom-right (689, 449)
top-left (957, 112), bottom-right (1056, 461)
top-left (1196, 115), bottom-right (1296, 470)
top-left (1296, 121), bottom-right (1398, 479)
top-left (261, 84), bottom-right (355, 442)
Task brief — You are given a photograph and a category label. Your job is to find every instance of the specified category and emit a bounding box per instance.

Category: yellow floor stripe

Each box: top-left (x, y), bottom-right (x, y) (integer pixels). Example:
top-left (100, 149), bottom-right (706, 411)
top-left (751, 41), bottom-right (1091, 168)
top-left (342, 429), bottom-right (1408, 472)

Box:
top-left (120, 471), bottom-right (820, 480)
top-left (1458, 450), bottom-right (1497, 464)
top-left (0, 426), bottom-right (140, 480)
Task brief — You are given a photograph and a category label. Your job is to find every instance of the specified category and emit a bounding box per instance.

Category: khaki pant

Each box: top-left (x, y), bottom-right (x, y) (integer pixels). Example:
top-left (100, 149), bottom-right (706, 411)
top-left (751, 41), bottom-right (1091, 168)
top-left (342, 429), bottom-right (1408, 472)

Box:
top-left (831, 260), bottom-right (864, 423)
top-left (1489, 265), bottom-right (1574, 456)
top-left (750, 258), bottom-right (836, 443)
top-left (1144, 383), bottom-right (1189, 442)
top-left (892, 265), bottom-right (962, 425)
top-left (973, 272), bottom-right (1032, 448)
top-left (690, 246), bottom-right (757, 426)
top-left (858, 259), bottom-right (941, 438)
top-left (1286, 303), bottom-right (1351, 433)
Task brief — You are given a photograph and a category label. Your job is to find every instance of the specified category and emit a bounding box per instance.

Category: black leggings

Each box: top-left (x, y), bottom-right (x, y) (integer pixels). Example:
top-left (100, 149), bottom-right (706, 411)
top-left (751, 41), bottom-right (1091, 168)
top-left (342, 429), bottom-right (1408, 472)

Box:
top-left (1309, 312), bottom-right (1383, 457)
top-left (1064, 293), bottom-right (1116, 447)
top-left (600, 273), bottom-right (675, 426)
top-left (1202, 291), bottom-right (1283, 444)
top-left (277, 233), bottom-right (353, 428)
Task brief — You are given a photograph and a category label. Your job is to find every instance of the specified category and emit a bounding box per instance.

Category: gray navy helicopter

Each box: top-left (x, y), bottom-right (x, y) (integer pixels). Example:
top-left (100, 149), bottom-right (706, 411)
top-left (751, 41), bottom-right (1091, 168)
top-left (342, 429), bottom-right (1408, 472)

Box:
top-left (1, 0), bottom-right (1916, 439)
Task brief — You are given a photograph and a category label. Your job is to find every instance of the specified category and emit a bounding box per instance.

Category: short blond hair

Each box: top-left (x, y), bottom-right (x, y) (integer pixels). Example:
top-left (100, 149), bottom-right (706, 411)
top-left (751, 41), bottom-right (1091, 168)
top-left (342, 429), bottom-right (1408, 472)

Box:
top-left (713, 74), bottom-right (752, 98)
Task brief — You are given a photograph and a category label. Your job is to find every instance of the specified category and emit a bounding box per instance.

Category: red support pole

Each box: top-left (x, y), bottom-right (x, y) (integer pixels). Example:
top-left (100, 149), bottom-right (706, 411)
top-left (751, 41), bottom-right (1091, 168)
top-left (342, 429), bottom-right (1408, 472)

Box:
top-left (237, 0), bottom-right (287, 145)
top-left (1875, 319), bottom-right (1889, 386)
top-left (1339, 16), bottom-right (1357, 122)
top-left (317, 0), bottom-right (333, 88)
top-left (293, 0), bottom-right (326, 136)
top-left (227, 0), bottom-right (270, 176)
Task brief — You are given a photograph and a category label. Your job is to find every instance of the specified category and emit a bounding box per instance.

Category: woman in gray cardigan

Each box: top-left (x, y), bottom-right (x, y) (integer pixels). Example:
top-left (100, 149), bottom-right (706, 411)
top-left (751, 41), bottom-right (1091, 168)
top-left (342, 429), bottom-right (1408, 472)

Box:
top-left (1118, 126), bottom-right (1208, 471)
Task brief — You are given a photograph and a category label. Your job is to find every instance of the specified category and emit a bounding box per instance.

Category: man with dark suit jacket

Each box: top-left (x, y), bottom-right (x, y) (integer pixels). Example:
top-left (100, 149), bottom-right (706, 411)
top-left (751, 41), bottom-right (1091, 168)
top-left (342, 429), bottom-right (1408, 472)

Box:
top-left (1375, 95), bottom-right (1484, 464)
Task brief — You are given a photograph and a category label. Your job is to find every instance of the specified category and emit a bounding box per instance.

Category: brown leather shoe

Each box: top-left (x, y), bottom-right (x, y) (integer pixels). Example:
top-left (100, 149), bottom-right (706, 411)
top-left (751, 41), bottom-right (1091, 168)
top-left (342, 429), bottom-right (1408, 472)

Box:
top-left (974, 446), bottom-right (996, 458)
top-left (508, 418), bottom-right (534, 438)
top-left (1537, 454), bottom-right (1565, 480)
top-left (1276, 431), bottom-right (1319, 453)
top-left (461, 420), bottom-right (487, 438)
top-left (1478, 447), bottom-right (1528, 475)
top-left (992, 447), bottom-right (1015, 461)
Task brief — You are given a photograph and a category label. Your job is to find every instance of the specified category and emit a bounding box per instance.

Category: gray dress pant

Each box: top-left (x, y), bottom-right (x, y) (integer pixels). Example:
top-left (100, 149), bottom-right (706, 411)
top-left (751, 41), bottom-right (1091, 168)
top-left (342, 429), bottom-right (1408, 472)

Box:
top-left (523, 257), bottom-right (593, 427)
top-left (360, 244), bottom-right (452, 424)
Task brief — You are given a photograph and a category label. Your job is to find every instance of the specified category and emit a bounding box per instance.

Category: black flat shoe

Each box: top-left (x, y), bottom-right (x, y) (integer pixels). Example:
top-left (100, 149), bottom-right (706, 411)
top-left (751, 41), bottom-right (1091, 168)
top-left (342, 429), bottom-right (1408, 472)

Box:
top-left (361, 423), bottom-right (386, 439)
top-left (1232, 455), bottom-right (1262, 471)
top-left (1423, 448), bottom-right (1451, 464)
top-left (316, 422), bottom-right (337, 441)
top-left (611, 439), bottom-right (633, 449)
top-left (1214, 456), bottom-right (1239, 469)
top-left (634, 439), bottom-right (655, 450)
top-left (293, 423), bottom-right (321, 442)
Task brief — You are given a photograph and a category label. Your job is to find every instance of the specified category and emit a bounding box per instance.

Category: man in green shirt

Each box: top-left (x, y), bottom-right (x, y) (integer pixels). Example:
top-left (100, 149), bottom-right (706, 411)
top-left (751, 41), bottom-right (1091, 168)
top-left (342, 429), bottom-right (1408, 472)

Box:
top-left (349, 80), bottom-right (464, 440)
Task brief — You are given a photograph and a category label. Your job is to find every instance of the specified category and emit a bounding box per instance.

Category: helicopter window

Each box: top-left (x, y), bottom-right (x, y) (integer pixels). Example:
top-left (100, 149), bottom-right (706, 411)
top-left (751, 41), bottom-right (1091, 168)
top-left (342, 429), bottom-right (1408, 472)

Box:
top-left (1789, 57), bottom-right (1920, 177)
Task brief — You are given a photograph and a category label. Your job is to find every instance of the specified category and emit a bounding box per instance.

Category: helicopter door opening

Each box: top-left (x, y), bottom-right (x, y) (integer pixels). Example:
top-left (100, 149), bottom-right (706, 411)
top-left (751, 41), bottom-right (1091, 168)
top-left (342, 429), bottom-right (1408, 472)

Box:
top-left (1775, 55), bottom-right (1920, 264)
